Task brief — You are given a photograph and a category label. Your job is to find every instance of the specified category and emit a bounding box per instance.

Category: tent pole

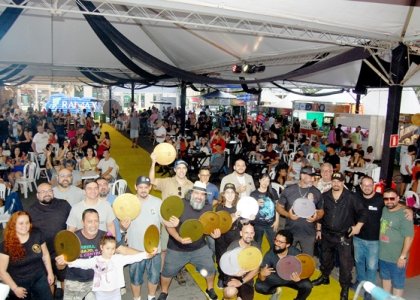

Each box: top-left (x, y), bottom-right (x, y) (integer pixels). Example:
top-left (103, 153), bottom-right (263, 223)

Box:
top-left (180, 81), bottom-right (186, 136)
top-left (108, 86), bottom-right (112, 122)
top-left (131, 81), bottom-right (135, 113)
top-left (355, 94), bottom-right (360, 114)
top-left (380, 44), bottom-right (408, 188)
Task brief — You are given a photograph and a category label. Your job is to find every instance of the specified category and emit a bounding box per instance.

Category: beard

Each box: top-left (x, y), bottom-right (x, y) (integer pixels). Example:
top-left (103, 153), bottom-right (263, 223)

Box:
top-left (40, 198), bottom-right (53, 205)
top-left (190, 198), bottom-right (205, 211)
top-left (273, 246), bottom-right (287, 254)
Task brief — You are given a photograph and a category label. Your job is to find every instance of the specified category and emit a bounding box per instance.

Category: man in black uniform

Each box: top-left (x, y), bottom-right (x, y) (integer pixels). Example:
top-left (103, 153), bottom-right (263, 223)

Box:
top-left (256, 229), bottom-right (313, 300)
top-left (28, 183), bottom-right (72, 299)
top-left (312, 172), bottom-right (367, 300)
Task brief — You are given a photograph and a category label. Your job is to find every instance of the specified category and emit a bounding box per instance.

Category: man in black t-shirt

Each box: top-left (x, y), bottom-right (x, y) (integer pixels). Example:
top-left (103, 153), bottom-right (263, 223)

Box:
top-left (223, 223), bottom-right (260, 300)
top-left (255, 230), bottom-right (312, 299)
top-left (79, 126), bottom-right (97, 155)
top-left (158, 182), bottom-right (221, 300)
top-left (324, 144), bottom-right (340, 172)
top-left (28, 183), bottom-right (72, 298)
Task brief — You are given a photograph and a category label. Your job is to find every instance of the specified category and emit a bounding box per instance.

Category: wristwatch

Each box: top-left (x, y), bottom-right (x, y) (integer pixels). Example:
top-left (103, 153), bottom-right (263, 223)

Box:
top-left (399, 255), bottom-right (407, 260)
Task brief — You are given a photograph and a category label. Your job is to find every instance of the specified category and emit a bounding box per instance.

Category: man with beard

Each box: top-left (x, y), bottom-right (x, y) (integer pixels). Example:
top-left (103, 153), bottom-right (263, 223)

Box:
top-left (312, 172), bottom-right (367, 300)
top-left (223, 223), bottom-right (260, 300)
top-left (255, 230), bottom-right (313, 300)
top-left (378, 189), bottom-right (414, 298)
top-left (220, 159), bottom-right (256, 198)
top-left (157, 181), bottom-right (221, 300)
top-left (28, 183), bottom-right (72, 299)
top-left (352, 177), bottom-right (413, 299)
top-left (53, 168), bottom-right (85, 206)
top-left (277, 167), bottom-right (324, 255)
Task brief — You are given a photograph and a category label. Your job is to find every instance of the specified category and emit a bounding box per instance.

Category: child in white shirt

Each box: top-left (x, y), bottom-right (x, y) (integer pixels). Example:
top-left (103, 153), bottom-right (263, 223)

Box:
top-left (67, 235), bottom-right (155, 300)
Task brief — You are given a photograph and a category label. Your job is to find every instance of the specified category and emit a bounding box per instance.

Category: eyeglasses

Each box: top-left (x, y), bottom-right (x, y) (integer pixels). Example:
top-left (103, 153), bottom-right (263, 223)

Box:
top-left (274, 239), bottom-right (287, 244)
top-left (178, 186), bottom-right (182, 196)
top-left (59, 174), bottom-right (72, 178)
top-left (383, 197), bottom-right (396, 201)
top-left (38, 189), bottom-right (53, 195)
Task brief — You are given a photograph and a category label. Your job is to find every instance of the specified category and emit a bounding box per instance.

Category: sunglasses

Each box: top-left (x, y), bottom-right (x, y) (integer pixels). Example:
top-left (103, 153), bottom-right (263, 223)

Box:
top-left (178, 186), bottom-right (182, 197)
top-left (383, 197), bottom-right (396, 201)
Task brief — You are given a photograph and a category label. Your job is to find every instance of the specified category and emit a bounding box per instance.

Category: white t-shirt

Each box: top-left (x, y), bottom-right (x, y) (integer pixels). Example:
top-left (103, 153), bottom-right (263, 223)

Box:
top-left (400, 153), bottom-right (413, 175)
top-left (53, 185), bottom-right (85, 206)
top-left (154, 126), bottom-right (167, 144)
top-left (69, 253), bottom-right (148, 291)
top-left (32, 132), bottom-right (49, 153)
top-left (97, 158), bottom-right (117, 179)
top-left (66, 200), bottom-right (116, 232)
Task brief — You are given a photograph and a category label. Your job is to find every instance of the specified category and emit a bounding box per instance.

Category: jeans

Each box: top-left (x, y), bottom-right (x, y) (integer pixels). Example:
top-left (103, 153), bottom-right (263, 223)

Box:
top-left (9, 273), bottom-right (53, 300)
top-left (255, 277), bottom-right (312, 300)
top-left (253, 224), bottom-right (275, 249)
top-left (353, 237), bottom-right (379, 284)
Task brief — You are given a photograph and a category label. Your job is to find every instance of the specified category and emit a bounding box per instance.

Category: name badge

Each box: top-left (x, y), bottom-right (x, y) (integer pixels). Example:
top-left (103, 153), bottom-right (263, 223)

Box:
top-left (368, 205), bottom-right (378, 211)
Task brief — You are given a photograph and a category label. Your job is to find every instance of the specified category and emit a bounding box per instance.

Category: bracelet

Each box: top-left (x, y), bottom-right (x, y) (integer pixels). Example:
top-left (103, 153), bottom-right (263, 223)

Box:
top-left (316, 230), bottom-right (321, 232)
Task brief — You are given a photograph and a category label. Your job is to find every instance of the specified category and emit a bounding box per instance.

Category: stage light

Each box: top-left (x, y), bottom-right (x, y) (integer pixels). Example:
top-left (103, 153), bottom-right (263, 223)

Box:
top-left (232, 64), bottom-right (242, 73)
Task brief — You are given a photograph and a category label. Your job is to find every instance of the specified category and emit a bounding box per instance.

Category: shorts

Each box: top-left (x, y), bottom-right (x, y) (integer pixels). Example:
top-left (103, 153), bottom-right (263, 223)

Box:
top-left (379, 259), bottom-right (406, 289)
top-left (401, 174), bottom-right (412, 184)
top-left (129, 253), bottom-right (161, 285)
top-left (161, 246), bottom-right (215, 278)
top-left (130, 129), bottom-right (139, 139)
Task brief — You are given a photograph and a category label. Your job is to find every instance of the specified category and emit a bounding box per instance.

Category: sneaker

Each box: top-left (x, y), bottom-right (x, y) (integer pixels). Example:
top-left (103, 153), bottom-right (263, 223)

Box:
top-left (205, 288), bottom-right (218, 300)
top-left (157, 293), bottom-right (168, 300)
top-left (269, 287), bottom-right (282, 300)
top-left (175, 270), bottom-right (186, 286)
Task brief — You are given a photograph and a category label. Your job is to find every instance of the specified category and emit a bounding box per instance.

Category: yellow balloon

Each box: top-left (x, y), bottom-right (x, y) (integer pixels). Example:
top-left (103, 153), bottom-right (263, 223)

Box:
top-left (411, 114), bottom-right (420, 126)
top-left (153, 142), bottom-right (177, 165)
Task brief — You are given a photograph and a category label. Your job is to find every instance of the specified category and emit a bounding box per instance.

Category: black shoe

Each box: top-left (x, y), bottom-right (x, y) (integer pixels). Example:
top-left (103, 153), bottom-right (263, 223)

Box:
top-left (205, 288), bottom-right (218, 300)
top-left (157, 292), bottom-right (168, 300)
top-left (54, 288), bottom-right (63, 299)
top-left (340, 287), bottom-right (349, 300)
top-left (312, 275), bottom-right (330, 286)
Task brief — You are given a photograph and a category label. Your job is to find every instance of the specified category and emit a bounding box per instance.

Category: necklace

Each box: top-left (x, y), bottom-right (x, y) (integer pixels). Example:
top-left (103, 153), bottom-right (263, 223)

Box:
top-left (298, 185), bottom-right (308, 198)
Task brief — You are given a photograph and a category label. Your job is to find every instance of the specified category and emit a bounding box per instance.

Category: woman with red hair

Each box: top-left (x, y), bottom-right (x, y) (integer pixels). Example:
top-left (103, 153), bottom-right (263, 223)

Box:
top-left (0, 211), bottom-right (54, 299)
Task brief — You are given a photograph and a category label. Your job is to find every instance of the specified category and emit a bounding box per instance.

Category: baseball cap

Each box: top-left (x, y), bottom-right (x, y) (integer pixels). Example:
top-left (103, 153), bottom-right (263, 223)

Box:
top-left (223, 183), bottom-right (236, 192)
top-left (332, 172), bottom-right (345, 181)
top-left (300, 167), bottom-right (316, 176)
top-left (174, 160), bottom-right (188, 168)
top-left (192, 181), bottom-right (208, 193)
top-left (136, 176), bottom-right (151, 185)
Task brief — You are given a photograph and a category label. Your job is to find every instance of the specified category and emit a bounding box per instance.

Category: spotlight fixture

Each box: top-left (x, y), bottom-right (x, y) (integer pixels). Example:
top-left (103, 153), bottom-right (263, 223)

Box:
top-left (231, 64), bottom-right (242, 73)
top-left (233, 63), bottom-right (265, 74)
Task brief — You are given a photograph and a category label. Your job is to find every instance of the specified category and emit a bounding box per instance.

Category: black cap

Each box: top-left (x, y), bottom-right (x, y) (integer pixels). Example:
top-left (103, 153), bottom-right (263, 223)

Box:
top-left (136, 176), bottom-right (151, 185)
top-left (332, 172), bottom-right (345, 182)
top-left (300, 167), bottom-right (316, 176)
top-left (223, 183), bottom-right (236, 192)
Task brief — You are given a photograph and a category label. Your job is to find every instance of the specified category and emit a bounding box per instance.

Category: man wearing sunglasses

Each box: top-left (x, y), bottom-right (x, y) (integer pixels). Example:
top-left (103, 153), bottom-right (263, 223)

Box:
top-left (378, 188), bottom-right (414, 298)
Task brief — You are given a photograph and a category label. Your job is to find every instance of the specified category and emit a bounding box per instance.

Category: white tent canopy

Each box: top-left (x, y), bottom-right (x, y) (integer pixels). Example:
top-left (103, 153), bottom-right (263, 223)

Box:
top-left (0, 0), bottom-right (419, 86)
top-left (362, 88), bottom-right (420, 115)
top-left (261, 89), bottom-right (292, 109)
top-left (284, 90), bottom-right (357, 104)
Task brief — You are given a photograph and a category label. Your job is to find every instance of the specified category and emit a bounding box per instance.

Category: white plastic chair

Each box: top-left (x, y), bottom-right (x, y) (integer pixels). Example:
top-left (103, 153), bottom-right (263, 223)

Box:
top-left (0, 183), bottom-right (13, 228)
top-left (15, 162), bottom-right (37, 199)
top-left (111, 179), bottom-right (127, 196)
top-left (271, 182), bottom-right (285, 195)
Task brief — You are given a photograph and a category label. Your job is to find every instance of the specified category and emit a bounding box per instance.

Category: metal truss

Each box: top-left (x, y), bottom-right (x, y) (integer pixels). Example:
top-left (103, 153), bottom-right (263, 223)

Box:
top-left (0, 0), bottom-right (406, 51)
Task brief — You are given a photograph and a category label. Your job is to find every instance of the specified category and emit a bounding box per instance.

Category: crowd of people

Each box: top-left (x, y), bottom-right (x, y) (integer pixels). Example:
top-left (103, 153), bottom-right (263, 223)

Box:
top-left (0, 105), bottom-right (417, 300)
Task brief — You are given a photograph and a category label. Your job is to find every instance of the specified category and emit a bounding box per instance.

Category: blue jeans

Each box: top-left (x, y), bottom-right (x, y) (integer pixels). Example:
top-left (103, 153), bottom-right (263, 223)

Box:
top-left (353, 237), bottom-right (379, 284)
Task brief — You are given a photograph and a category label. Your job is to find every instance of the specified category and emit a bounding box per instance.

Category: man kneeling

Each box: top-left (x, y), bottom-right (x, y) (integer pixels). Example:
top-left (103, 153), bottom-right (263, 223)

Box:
top-left (255, 230), bottom-right (313, 300)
